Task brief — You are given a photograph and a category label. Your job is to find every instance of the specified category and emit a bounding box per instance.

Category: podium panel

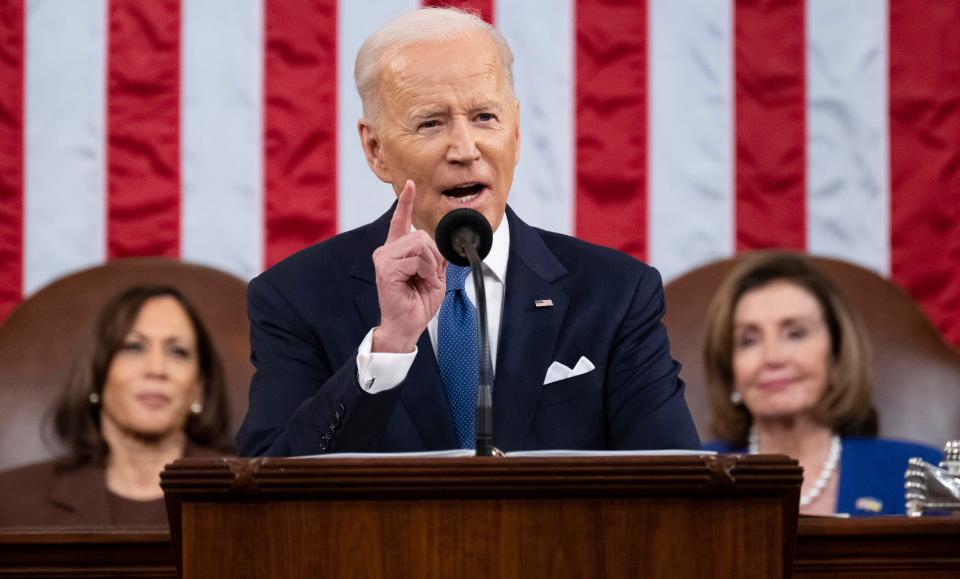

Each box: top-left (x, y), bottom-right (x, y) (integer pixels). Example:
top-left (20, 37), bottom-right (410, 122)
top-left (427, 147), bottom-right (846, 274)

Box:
top-left (162, 455), bottom-right (801, 579)
top-left (794, 517), bottom-right (960, 578)
top-left (0, 527), bottom-right (174, 578)
top-left (6, 512), bottom-right (959, 576)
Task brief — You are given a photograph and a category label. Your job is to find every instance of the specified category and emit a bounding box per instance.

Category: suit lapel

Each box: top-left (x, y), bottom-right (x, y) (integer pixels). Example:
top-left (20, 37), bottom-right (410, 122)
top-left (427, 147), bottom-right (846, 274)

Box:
top-left (400, 333), bottom-right (459, 449)
top-left (354, 284), bottom-right (381, 329)
top-left (350, 206), bottom-right (457, 450)
top-left (351, 206), bottom-right (393, 330)
top-left (493, 208), bottom-right (569, 451)
top-left (50, 463), bottom-right (110, 523)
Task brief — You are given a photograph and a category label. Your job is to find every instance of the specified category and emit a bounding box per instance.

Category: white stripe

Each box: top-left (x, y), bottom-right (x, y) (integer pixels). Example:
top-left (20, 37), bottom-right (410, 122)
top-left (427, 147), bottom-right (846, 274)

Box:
top-left (337, 0), bottom-right (419, 232)
top-left (181, 0), bottom-right (264, 281)
top-left (23, 0), bottom-right (107, 294)
top-left (495, 0), bottom-right (575, 235)
top-left (806, 0), bottom-right (889, 275)
top-left (648, 0), bottom-right (734, 281)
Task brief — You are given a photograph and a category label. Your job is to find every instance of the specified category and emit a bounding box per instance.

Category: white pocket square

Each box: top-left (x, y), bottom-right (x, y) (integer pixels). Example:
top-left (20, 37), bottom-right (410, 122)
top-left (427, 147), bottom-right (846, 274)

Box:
top-left (543, 356), bottom-right (595, 385)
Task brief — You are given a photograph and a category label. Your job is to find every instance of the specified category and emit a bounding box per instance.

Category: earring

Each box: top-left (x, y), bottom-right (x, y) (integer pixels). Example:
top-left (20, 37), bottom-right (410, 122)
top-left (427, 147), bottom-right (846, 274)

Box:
top-left (190, 402), bottom-right (203, 415)
top-left (730, 391), bottom-right (742, 405)
top-left (88, 392), bottom-right (100, 405)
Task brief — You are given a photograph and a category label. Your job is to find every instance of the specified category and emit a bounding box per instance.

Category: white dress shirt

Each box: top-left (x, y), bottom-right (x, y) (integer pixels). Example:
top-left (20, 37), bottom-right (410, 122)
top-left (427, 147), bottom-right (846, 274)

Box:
top-left (356, 220), bottom-right (510, 393)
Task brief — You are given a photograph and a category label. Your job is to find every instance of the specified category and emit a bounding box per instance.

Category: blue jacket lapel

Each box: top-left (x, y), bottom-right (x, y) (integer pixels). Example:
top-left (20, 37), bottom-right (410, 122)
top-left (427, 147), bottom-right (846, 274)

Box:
top-left (400, 333), bottom-right (459, 449)
top-left (493, 207), bottom-right (569, 451)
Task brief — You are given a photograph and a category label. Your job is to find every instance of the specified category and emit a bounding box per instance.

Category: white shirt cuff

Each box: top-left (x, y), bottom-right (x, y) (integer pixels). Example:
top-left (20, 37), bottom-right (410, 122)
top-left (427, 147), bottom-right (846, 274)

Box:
top-left (355, 328), bottom-right (418, 394)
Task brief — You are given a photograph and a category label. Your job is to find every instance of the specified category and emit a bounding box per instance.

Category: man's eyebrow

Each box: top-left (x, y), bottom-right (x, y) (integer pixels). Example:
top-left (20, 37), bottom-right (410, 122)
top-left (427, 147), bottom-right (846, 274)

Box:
top-left (471, 100), bottom-right (502, 112)
top-left (408, 101), bottom-right (502, 122)
top-left (410, 107), bottom-right (446, 120)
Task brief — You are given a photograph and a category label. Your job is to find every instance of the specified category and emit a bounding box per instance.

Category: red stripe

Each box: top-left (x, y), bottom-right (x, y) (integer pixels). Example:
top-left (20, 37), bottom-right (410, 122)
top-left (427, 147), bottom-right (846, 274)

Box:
top-left (263, 0), bottom-right (338, 268)
top-left (889, 1), bottom-right (960, 348)
top-left (575, 0), bottom-right (647, 261)
top-left (0, 1), bottom-right (24, 324)
top-left (421, 0), bottom-right (494, 23)
top-left (106, 0), bottom-right (181, 259)
top-left (734, 0), bottom-right (806, 251)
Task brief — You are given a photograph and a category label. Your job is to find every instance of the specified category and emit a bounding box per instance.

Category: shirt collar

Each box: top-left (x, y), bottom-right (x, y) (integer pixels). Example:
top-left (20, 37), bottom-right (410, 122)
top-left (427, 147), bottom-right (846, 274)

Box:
top-left (482, 215), bottom-right (510, 284)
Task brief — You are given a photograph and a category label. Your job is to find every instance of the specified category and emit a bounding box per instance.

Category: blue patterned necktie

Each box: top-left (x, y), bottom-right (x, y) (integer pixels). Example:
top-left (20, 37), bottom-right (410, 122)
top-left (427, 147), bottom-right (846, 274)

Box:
top-left (437, 264), bottom-right (478, 449)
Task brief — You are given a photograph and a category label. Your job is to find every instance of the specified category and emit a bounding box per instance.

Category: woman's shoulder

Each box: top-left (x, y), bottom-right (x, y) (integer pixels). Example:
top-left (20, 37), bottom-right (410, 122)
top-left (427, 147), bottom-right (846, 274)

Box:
top-left (842, 437), bottom-right (942, 463)
top-left (0, 458), bottom-right (102, 496)
top-left (838, 437), bottom-right (940, 516)
top-left (0, 458), bottom-right (115, 527)
top-left (0, 459), bottom-right (62, 490)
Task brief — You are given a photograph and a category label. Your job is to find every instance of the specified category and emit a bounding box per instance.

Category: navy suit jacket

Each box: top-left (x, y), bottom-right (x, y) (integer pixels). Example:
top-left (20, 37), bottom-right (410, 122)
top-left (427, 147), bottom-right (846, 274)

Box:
top-left (236, 206), bottom-right (700, 456)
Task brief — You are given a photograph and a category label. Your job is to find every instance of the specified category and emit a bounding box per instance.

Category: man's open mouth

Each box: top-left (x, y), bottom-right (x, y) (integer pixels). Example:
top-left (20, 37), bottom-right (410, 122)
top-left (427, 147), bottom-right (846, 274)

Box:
top-left (442, 183), bottom-right (487, 204)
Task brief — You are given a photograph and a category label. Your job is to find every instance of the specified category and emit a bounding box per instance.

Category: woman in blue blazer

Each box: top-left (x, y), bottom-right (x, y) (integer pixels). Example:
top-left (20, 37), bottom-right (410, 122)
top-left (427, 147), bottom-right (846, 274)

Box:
top-left (701, 252), bottom-right (941, 516)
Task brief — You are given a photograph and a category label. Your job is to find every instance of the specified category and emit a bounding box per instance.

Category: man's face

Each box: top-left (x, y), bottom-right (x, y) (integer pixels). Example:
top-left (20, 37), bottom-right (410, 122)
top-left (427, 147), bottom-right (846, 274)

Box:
top-left (359, 30), bottom-right (520, 236)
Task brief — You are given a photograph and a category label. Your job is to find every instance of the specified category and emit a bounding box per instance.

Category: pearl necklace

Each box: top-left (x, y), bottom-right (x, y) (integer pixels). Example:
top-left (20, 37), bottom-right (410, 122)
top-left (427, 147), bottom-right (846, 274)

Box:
top-left (748, 426), bottom-right (842, 507)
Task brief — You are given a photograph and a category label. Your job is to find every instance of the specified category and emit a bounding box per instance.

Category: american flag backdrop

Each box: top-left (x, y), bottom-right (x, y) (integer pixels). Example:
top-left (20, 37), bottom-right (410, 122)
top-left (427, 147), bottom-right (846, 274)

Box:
top-left (0, 0), bottom-right (958, 346)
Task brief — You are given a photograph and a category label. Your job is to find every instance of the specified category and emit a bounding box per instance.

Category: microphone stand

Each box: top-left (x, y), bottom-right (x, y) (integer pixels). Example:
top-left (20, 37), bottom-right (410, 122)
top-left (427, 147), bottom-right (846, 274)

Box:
top-left (461, 242), bottom-right (498, 456)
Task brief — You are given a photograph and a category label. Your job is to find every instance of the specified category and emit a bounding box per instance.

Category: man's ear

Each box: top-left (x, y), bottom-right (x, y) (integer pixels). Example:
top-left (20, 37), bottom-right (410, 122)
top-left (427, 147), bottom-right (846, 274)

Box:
top-left (358, 119), bottom-right (392, 184)
top-left (512, 99), bottom-right (521, 165)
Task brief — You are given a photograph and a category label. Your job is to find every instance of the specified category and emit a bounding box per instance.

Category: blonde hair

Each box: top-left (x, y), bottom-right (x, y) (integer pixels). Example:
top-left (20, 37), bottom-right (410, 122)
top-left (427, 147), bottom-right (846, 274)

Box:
top-left (703, 251), bottom-right (877, 446)
top-left (354, 7), bottom-right (515, 123)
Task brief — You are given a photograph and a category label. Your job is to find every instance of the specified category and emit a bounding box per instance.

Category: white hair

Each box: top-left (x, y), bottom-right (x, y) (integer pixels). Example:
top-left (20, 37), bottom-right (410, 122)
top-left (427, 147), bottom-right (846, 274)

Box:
top-left (354, 7), bottom-right (515, 124)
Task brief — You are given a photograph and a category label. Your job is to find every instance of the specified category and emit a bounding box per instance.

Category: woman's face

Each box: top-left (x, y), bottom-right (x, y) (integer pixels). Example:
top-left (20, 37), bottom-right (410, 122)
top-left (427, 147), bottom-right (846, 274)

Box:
top-left (100, 296), bottom-right (203, 440)
top-left (731, 280), bottom-right (832, 422)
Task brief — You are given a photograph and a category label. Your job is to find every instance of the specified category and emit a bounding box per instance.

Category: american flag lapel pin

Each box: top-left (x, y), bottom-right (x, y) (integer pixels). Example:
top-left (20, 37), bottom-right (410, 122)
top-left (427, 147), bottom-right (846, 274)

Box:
top-left (534, 299), bottom-right (554, 308)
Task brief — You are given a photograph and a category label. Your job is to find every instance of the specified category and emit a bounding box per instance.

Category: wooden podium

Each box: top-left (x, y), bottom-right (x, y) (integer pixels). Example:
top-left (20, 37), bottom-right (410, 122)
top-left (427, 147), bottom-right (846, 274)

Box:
top-left (162, 454), bottom-right (801, 579)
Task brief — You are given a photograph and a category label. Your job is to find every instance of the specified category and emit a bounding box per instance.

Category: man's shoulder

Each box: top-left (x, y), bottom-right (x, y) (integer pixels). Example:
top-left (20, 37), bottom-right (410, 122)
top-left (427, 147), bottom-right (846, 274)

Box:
top-left (265, 224), bottom-right (373, 277)
top-left (537, 228), bottom-right (647, 266)
top-left (531, 226), bottom-right (657, 286)
top-left (701, 440), bottom-right (743, 453)
top-left (254, 212), bottom-right (388, 290)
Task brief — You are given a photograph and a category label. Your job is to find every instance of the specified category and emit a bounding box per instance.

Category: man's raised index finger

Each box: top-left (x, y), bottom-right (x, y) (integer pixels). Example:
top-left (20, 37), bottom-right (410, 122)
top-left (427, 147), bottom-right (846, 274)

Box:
top-left (387, 179), bottom-right (416, 242)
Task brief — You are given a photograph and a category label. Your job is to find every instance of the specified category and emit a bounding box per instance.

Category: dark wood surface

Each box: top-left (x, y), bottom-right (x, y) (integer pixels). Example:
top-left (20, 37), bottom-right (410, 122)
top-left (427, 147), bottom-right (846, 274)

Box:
top-left (794, 516), bottom-right (960, 578)
top-left (2, 503), bottom-right (958, 578)
top-left (0, 527), bottom-right (175, 578)
top-left (162, 455), bottom-right (802, 579)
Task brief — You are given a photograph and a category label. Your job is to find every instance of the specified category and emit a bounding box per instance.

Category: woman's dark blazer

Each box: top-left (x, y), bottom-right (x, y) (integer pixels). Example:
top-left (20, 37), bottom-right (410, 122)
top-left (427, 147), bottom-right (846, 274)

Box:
top-left (0, 445), bottom-right (222, 527)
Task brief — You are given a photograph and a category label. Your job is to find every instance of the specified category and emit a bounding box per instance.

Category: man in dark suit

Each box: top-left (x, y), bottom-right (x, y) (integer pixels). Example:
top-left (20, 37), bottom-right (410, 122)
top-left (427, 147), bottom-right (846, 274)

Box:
top-left (236, 7), bottom-right (700, 456)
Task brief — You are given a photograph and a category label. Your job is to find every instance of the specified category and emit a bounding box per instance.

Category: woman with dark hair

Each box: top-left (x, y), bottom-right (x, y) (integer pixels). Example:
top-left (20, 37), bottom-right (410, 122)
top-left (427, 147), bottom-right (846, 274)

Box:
top-left (0, 285), bottom-right (231, 526)
top-left (703, 252), bottom-right (940, 516)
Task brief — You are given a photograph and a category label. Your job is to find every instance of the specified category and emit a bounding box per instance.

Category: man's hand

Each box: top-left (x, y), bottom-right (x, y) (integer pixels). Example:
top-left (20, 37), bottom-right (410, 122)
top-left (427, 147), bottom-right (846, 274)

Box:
top-left (371, 180), bottom-right (447, 353)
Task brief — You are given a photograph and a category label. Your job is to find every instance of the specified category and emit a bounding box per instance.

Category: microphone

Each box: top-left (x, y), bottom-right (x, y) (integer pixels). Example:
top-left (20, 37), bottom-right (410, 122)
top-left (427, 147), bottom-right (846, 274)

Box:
top-left (435, 209), bottom-right (498, 456)
top-left (435, 208), bottom-right (493, 266)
